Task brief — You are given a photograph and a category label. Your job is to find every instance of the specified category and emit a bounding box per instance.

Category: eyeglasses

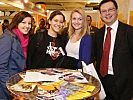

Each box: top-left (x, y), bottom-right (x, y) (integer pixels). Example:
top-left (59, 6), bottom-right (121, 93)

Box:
top-left (101, 8), bottom-right (116, 14)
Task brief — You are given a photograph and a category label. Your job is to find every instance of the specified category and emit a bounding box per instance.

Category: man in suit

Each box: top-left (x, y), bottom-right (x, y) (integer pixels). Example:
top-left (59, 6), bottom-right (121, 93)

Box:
top-left (2, 19), bottom-right (9, 33)
top-left (87, 15), bottom-right (99, 64)
top-left (95, 0), bottom-right (133, 100)
top-left (87, 15), bottom-right (98, 34)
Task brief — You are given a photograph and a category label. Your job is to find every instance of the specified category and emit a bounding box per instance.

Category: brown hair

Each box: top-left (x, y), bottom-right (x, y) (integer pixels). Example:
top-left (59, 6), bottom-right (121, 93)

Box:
top-left (48, 10), bottom-right (65, 22)
top-left (8, 11), bottom-right (33, 34)
top-left (99, 0), bottom-right (118, 13)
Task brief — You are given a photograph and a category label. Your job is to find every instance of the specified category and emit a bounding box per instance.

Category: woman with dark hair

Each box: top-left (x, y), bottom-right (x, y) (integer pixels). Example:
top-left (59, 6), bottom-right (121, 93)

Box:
top-left (27, 10), bottom-right (66, 69)
top-left (0, 11), bottom-right (32, 100)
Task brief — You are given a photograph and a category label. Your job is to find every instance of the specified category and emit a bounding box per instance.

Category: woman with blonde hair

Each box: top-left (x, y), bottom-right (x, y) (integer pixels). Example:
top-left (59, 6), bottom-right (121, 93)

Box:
top-left (68, 7), bottom-right (88, 40)
top-left (64, 7), bottom-right (92, 69)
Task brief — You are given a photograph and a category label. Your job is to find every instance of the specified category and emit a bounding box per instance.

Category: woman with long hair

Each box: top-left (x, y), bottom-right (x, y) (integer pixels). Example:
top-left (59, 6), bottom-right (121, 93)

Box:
top-left (0, 11), bottom-right (32, 100)
top-left (65, 7), bottom-right (92, 69)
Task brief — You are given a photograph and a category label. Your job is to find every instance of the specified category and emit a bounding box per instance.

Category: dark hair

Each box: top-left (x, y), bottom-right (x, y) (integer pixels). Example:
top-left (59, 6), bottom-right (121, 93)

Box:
top-left (48, 10), bottom-right (65, 22)
top-left (39, 19), bottom-right (45, 28)
top-left (40, 18), bottom-right (45, 22)
top-left (8, 11), bottom-right (33, 34)
top-left (4, 19), bottom-right (9, 23)
top-left (99, 0), bottom-right (118, 11)
top-left (87, 15), bottom-right (92, 20)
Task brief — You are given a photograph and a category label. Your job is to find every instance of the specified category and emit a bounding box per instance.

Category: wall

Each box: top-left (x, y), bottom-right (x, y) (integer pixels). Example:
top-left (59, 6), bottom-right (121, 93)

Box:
top-left (0, 11), bottom-right (40, 28)
top-left (0, 12), bottom-right (13, 24)
top-left (116, 0), bottom-right (129, 23)
top-left (129, 0), bottom-right (133, 26)
top-left (47, 10), bottom-right (100, 28)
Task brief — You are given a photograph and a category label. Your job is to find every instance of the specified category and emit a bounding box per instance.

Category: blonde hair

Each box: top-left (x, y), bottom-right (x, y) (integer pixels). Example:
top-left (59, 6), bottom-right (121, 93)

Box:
top-left (68, 7), bottom-right (88, 40)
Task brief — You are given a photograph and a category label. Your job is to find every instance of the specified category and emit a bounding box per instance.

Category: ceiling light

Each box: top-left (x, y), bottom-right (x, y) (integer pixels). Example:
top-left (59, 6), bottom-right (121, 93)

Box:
top-left (0, 2), bottom-right (5, 4)
top-left (24, 0), bottom-right (28, 3)
top-left (87, 0), bottom-right (101, 4)
top-left (46, 10), bottom-right (50, 13)
top-left (26, 11), bottom-right (33, 13)
top-left (37, 5), bottom-right (41, 8)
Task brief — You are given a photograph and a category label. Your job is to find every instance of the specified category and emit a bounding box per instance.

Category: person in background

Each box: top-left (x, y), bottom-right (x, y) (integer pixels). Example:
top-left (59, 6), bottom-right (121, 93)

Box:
top-left (36, 18), bottom-right (47, 33)
top-left (64, 7), bottom-right (92, 70)
top-left (0, 11), bottom-right (32, 100)
top-left (2, 19), bottom-right (9, 32)
top-left (27, 10), bottom-right (65, 69)
top-left (95, 0), bottom-right (133, 100)
top-left (87, 15), bottom-right (99, 64)
top-left (45, 20), bottom-right (50, 30)
top-left (87, 15), bottom-right (98, 34)
top-left (29, 17), bottom-right (36, 38)
top-left (32, 18), bottom-right (36, 33)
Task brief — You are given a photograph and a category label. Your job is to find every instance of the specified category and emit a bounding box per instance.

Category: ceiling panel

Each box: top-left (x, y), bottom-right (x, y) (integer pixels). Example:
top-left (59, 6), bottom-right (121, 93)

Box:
top-left (30, 0), bottom-right (99, 11)
top-left (0, 2), bottom-right (19, 11)
top-left (30, 0), bottom-right (88, 3)
top-left (0, 0), bottom-right (100, 17)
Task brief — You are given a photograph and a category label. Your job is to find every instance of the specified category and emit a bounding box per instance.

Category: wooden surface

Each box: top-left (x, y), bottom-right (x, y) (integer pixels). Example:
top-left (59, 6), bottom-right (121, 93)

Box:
top-left (6, 68), bottom-right (101, 100)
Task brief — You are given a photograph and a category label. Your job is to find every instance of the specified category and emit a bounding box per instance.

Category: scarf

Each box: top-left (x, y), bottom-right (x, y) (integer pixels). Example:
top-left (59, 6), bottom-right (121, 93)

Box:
top-left (12, 29), bottom-right (29, 58)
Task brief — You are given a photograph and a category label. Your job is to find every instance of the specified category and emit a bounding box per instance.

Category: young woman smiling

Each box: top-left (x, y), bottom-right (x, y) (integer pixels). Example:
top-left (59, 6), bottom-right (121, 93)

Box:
top-left (27, 10), bottom-right (66, 69)
top-left (65, 7), bottom-right (92, 69)
top-left (0, 11), bottom-right (32, 100)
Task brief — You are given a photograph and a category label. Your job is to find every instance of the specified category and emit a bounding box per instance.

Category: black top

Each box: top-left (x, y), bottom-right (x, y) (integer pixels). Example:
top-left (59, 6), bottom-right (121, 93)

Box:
top-left (26, 30), bottom-right (63, 69)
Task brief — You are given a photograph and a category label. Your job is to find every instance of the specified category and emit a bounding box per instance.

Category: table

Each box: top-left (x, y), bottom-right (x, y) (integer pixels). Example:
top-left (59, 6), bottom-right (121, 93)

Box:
top-left (6, 68), bottom-right (101, 100)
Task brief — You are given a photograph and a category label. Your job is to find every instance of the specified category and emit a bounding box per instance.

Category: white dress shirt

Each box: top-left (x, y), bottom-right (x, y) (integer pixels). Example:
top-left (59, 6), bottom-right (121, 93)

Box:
top-left (104, 20), bottom-right (118, 75)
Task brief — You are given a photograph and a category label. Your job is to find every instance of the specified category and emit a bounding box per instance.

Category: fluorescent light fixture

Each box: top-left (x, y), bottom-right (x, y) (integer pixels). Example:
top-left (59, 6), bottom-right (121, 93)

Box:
top-left (24, 0), bottom-right (28, 3)
top-left (19, 10), bottom-right (33, 14)
top-left (26, 11), bottom-right (33, 13)
top-left (87, 0), bottom-right (101, 4)
top-left (0, 2), bottom-right (5, 4)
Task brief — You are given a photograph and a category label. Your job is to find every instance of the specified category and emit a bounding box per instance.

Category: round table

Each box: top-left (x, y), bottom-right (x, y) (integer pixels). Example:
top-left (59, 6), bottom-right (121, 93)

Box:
top-left (6, 68), bottom-right (101, 100)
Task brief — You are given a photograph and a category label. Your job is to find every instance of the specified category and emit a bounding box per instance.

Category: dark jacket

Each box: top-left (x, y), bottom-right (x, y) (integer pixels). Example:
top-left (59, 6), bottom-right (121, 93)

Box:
top-left (89, 26), bottom-right (99, 63)
top-left (27, 30), bottom-right (64, 69)
top-left (27, 29), bottom-right (82, 70)
top-left (95, 21), bottom-right (133, 100)
top-left (0, 30), bottom-right (25, 100)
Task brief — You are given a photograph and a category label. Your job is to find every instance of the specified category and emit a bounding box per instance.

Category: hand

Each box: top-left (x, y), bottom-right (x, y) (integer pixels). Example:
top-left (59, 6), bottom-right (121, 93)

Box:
top-left (51, 51), bottom-right (60, 58)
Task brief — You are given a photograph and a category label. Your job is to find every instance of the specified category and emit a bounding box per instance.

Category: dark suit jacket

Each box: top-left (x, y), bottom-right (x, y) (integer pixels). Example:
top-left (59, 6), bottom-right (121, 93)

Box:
top-left (95, 21), bottom-right (133, 100)
top-left (89, 26), bottom-right (99, 63)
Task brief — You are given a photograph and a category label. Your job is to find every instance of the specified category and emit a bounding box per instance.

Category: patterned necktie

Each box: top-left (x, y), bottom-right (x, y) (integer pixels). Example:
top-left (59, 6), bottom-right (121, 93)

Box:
top-left (100, 27), bottom-right (112, 77)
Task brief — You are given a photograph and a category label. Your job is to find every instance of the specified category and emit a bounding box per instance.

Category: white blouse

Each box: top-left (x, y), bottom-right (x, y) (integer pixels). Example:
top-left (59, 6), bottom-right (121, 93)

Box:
top-left (65, 39), bottom-right (81, 59)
